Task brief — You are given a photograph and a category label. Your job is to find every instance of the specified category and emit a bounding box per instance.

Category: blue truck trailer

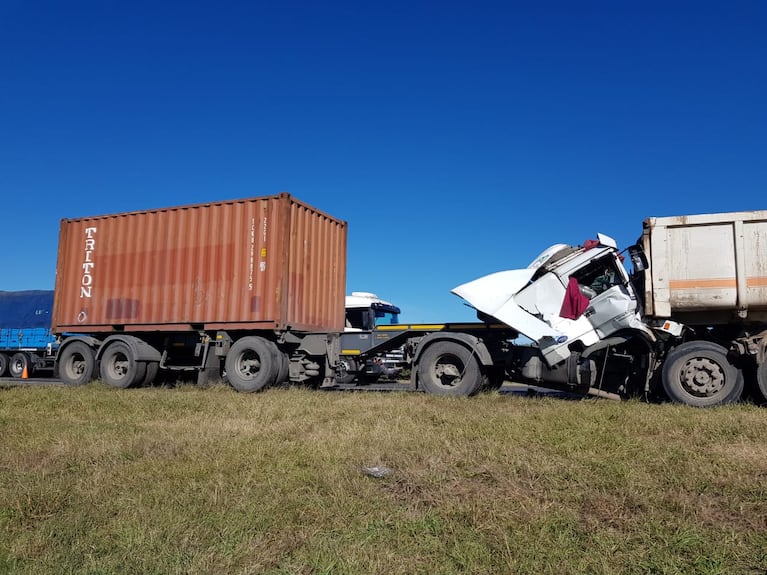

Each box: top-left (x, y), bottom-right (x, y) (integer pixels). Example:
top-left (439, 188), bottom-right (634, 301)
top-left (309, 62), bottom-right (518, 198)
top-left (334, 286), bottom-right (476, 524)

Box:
top-left (0, 290), bottom-right (58, 378)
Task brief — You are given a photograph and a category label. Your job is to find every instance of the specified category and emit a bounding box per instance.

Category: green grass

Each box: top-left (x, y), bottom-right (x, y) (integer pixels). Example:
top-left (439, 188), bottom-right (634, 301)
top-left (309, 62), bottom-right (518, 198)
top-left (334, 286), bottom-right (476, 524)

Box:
top-left (1, 383), bottom-right (766, 574)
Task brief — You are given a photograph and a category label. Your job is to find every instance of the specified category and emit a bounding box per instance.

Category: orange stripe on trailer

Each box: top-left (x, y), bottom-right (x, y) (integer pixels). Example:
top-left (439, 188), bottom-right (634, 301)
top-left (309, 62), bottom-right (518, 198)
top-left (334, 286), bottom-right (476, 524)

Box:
top-left (669, 278), bottom-right (735, 289)
top-left (669, 277), bottom-right (767, 289)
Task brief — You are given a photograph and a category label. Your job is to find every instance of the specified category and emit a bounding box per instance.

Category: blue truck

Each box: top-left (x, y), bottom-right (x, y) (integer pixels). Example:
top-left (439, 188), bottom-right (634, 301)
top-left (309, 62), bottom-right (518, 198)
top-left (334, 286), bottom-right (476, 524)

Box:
top-left (0, 290), bottom-right (58, 378)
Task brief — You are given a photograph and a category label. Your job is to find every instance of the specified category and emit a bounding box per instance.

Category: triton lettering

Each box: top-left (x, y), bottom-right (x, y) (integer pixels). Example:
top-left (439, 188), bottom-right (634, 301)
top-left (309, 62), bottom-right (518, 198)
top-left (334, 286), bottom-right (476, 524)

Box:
top-left (81, 227), bottom-right (97, 298)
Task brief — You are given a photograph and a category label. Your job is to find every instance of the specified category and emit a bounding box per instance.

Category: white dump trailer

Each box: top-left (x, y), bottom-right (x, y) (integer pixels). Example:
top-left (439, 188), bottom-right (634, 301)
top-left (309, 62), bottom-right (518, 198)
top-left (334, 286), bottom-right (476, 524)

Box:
top-left (641, 211), bottom-right (767, 323)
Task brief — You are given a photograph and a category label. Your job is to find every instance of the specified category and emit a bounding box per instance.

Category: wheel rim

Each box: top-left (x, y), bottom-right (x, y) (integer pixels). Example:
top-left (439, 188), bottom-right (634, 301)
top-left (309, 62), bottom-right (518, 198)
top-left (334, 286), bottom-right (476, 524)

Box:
top-left (10, 354), bottom-right (28, 377)
top-left (107, 351), bottom-right (131, 382)
top-left (430, 353), bottom-right (465, 389)
top-left (236, 350), bottom-right (262, 380)
top-left (679, 357), bottom-right (725, 397)
top-left (65, 352), bottom-right (86, 378)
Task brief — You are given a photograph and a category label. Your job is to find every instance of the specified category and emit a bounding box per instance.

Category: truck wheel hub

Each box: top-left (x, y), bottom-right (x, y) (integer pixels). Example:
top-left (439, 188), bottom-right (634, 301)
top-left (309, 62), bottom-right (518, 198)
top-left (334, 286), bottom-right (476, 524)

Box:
top-left (435, 364), bottom-right (460, 378)
top-left (682, 358), bottom-right (724, 395)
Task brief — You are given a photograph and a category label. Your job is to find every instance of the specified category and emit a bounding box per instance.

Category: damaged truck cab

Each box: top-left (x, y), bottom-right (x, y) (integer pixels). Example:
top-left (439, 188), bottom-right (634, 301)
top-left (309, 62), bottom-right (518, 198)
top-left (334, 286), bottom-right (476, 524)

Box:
top-left (453, 235), bottom-right (662, 400)
top-left (451, 211), bottom-right (767, 406)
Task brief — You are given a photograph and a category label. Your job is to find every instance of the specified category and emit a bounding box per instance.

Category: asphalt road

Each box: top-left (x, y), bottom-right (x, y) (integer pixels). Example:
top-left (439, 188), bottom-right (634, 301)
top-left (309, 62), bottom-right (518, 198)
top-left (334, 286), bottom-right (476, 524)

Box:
top-left (0, 376), bottom-right (64, 386)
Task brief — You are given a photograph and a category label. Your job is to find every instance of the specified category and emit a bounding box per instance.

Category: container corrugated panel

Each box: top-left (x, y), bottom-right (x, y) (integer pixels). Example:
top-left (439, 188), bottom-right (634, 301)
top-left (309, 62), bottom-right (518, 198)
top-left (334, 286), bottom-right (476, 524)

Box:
top-left (642, 210), bottom-right (767, 318)
top-left (52, 193), bottom-right (347, 333)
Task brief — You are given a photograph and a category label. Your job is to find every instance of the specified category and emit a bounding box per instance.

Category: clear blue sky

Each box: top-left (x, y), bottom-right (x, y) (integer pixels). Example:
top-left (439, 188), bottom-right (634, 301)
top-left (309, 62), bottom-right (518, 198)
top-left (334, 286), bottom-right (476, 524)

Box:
top-left (2, 1), bottom-right (765, 323)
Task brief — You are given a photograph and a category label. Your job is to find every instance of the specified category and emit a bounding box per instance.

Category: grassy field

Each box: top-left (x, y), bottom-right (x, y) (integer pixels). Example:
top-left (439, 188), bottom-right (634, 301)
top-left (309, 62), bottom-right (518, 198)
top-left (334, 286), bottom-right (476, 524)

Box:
top-left (1, 382), bottom-right (766, 575)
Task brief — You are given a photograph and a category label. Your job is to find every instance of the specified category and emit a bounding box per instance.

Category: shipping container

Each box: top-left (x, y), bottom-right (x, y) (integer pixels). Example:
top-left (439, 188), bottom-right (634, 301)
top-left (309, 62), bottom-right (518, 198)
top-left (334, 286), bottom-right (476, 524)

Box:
top-left (641, 210), bottom-right (767, 323)
top-left (53, 193), bottom-right (347, 391)
top-left (53, 193), bottom-right (347, 333)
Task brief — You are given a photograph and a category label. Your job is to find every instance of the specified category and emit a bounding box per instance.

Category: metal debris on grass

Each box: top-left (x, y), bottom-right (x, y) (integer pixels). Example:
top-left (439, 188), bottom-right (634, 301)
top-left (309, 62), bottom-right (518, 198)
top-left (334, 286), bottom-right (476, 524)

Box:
top-left (361, 465), bottom-right (393, 478)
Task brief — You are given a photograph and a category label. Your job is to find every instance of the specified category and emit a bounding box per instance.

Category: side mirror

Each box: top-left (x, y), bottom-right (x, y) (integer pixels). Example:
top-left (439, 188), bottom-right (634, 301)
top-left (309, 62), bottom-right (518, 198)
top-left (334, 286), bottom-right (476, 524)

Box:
top-left (628, 245), bottom-right (648, 272)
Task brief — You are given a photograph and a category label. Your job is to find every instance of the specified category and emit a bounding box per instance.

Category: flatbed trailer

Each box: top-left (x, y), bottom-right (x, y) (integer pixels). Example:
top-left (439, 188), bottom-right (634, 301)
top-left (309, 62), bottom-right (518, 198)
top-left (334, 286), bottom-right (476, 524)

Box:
top-left (339, 322), bottom-right (518, 394)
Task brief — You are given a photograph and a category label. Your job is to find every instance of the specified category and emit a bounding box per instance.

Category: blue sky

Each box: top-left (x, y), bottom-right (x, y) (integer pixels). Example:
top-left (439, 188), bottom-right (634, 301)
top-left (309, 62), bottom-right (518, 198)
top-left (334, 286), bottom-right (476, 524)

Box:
top-left (1, 1), bottom-right (765, 323)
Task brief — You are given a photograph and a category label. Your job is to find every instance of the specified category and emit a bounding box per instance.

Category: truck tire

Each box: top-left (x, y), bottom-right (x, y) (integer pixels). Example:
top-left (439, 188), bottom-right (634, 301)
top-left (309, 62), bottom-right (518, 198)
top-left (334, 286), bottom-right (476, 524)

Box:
top-left (142, 361), bottom-right (160, 386)
top-left (225, 336), bottom-right (279, 392)
top-left (277, 352), bottom-right (289, 385)
top-left (755, 361), bottom-right (767, 404)
top-left (266, 340), bottom-right (289, 386)
top-left (100, 341), bottom-right (146, 389)
top-left (417, 340), bottom-right (486, 397)
top-left (58, 341), bottom-right (97, 385)
top-left (662, 341), bottom-right (743, 407)
top-left (484, 366), bottom-right (506, 391)
top-left (0, 352), bottom-right (8, 377)
top-left (9, 352), bottom-right (34, 379)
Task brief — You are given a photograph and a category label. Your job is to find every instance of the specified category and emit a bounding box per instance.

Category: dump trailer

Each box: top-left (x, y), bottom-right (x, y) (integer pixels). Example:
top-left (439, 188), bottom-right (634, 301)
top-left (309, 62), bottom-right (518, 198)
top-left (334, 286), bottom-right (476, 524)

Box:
top-left (52, 193), bottom-right (347, 390)
top-left (445, 210), bottom-right (767, 406)
top-left (0, 290), bottom-right (58, 378)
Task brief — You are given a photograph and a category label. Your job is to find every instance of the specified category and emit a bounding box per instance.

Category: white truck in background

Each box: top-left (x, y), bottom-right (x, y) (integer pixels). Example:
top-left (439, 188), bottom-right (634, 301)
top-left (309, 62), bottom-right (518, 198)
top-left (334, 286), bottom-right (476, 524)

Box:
top-left (344, 292), bottom-right (401, 332)
top-left (339, 292), bottom-right (404, 383)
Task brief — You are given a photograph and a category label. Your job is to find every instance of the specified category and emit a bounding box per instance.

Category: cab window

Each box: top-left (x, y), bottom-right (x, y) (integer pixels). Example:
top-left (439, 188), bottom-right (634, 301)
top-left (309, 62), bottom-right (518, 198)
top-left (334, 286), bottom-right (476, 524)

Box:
top-left (572, 258), bottom-right (623, 296)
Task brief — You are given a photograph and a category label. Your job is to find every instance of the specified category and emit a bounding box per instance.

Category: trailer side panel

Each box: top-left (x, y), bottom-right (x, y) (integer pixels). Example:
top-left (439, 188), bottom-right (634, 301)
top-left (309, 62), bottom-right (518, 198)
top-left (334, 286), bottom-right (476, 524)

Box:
top-left (643, 210), bottom-right (767, 319)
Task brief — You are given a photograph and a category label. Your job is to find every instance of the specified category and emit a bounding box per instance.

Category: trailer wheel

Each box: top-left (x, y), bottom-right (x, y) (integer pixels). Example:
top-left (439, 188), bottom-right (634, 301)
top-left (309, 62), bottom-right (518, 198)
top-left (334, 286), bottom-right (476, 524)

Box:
top-left (266, 340), bottom-right (289, 386)
top-left (142, 361), bottom-right (160, 386)
top-left (0, 353), bottom-right (8, 377)
top-left (225, 336), bottom-right (279, 392)
top-left (100, 342), bottom-right (146, 389)
top-left (58, 341), bottom-right (97, 385)
top-left (662, 341), bottom-right (743, 407)
top-left (277, 352), bottom-right (290, 385)
top-left (418, 340), bottom-right (486, 396)
top-left (9, 352), bottom-right (34, 379)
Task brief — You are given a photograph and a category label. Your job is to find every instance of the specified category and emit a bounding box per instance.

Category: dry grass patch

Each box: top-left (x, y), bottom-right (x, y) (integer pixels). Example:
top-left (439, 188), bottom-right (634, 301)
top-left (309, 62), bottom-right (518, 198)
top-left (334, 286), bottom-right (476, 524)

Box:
top-left (1, 383), bottom-right (766, 574)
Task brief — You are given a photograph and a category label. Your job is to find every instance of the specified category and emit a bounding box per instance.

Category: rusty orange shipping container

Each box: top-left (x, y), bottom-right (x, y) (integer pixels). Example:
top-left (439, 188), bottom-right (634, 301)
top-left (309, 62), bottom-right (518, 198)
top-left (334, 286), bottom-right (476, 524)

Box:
top-left (52, 193), bottom-right (347, 334)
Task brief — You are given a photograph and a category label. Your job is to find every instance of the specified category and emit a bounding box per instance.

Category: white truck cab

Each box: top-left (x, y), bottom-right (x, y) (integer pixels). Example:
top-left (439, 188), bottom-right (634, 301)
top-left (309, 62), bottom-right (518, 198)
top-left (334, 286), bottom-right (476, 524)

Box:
top-left (344, 292), bottom-right (401, 332)
top-left (453, 235), bottom-right (653, 367)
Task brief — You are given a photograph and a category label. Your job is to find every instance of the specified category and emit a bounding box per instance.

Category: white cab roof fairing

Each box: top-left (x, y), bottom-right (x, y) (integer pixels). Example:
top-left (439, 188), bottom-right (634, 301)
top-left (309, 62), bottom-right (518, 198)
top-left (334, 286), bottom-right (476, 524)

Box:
top-left (527, 236), bottom-right (619, 274)
top-left (527, 244), bottom-right (570, 269)
top-left (345, 292), bottom-right (400, 312)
